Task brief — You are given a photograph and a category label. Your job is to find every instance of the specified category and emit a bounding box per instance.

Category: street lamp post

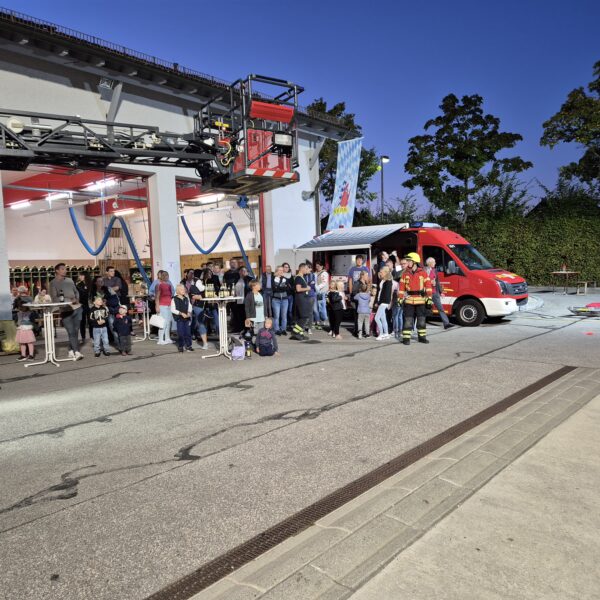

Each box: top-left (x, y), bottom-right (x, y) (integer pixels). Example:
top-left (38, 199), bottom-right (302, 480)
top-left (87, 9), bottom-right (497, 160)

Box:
top-left (380, 155), bottom-right (390, 218)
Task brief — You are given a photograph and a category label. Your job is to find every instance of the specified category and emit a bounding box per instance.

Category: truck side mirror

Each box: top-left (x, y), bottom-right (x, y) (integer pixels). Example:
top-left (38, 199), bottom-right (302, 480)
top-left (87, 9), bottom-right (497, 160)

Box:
top-left (446, 261), bottom-right (457, 275)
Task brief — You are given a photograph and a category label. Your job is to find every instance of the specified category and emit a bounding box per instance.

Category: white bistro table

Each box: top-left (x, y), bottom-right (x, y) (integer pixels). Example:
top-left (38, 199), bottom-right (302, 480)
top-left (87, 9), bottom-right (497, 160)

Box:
top-left (200, 296), bottom-right (242, 360)
top-left (130, 295), bottom-right (151, 342)
top-left (23, 302), bottom-right (75, 368)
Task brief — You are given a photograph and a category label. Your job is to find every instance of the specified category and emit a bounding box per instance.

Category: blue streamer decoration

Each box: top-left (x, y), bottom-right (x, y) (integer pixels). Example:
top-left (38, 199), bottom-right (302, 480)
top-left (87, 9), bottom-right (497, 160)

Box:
top-left (68, 207), bottom-right (152, 286)
top-left (180, 216), bottom-right (254, 277)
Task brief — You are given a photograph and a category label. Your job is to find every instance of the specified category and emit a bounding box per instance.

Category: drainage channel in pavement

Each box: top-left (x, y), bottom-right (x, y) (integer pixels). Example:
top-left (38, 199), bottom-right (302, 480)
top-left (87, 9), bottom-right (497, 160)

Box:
top-left (145, 365), bottom-right (577, 600)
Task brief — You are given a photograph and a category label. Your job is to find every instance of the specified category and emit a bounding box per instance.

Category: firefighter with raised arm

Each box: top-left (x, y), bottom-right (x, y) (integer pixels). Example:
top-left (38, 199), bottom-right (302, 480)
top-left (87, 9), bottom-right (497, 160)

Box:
top-left (399, 252), bottom-right (433, 345)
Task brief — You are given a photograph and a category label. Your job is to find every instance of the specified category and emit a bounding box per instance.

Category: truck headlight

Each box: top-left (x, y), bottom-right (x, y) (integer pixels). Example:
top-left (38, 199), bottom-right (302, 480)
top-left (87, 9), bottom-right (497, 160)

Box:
top-left (495, 279), bottom-right (509, 295)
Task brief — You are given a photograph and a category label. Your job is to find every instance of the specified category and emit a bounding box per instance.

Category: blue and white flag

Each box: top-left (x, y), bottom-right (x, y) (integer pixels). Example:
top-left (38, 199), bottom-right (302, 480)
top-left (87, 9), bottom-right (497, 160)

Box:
top-left (326, 137), bottom-right (363, 230)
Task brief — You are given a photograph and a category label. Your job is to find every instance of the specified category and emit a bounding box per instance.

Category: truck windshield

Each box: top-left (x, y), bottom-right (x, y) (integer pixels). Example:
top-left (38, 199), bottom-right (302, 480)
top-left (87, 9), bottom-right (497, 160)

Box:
top-left (448, 244), bottom-right (493, 270)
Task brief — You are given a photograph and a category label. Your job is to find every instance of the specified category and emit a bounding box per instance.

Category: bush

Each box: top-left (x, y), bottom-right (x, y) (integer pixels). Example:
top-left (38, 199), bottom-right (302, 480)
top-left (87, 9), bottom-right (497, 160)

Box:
top-left (461, 215), bottom-right (600, 285)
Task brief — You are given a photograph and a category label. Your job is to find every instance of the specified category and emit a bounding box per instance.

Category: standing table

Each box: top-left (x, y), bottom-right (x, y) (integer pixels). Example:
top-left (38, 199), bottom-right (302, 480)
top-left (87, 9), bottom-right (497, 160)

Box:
top-left (130, 295), bottom-right (151, 342)
top-left (23, 302), bottom-right (75, 368)
top-left (551, 271), bottom-right (580, 295)
top-left (200, 296), bottom-right (242, 360)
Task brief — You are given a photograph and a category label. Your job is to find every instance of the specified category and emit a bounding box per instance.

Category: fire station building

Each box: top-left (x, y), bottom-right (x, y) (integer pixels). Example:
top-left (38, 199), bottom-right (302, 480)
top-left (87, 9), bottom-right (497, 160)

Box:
top-left (0, 8), bottom-right (347, 321)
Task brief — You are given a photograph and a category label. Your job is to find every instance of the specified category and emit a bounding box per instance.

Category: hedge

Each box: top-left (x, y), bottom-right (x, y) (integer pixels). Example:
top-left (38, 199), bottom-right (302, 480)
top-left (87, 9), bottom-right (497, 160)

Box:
top-left (460, 216), bottom-right (600, 286)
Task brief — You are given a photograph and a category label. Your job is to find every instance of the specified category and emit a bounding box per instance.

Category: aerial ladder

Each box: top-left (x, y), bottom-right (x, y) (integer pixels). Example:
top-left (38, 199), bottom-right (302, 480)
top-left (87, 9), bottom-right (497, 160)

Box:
top-left (0, 74), bottom-right (302, 195)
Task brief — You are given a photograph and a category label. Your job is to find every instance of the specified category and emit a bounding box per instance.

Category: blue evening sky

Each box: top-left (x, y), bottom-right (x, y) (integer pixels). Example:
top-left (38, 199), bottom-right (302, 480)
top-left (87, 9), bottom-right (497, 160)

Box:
top-left (3, 0), bottom-right (599, 211)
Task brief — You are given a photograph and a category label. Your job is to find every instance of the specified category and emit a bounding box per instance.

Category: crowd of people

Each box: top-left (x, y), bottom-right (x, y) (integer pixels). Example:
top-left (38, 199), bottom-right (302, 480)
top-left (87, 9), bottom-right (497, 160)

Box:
top-left (11, 250), bottom-right (454, 362)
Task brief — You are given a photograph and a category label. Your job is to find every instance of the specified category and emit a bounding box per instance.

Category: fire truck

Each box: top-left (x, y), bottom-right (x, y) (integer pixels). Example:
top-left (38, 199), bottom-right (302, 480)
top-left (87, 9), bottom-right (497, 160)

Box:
top-left (299, 223), bottom-right (528, 327)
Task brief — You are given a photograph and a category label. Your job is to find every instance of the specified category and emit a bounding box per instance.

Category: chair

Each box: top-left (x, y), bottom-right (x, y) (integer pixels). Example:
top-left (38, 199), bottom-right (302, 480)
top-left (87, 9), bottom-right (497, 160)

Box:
top-left (576, 281), bottom-right (589, 295)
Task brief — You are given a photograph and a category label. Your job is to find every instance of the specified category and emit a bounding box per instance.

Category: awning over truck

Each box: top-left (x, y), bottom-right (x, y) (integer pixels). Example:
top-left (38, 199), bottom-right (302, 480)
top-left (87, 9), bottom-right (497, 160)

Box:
top-left (297, 224), bottom-right (409, 252)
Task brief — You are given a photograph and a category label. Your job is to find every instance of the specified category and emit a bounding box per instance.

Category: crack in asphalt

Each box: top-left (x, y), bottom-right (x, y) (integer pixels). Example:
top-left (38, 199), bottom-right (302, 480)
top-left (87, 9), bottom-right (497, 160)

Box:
top-left (0, 319), bottom-right (580, 530)
top-left (0, 354), bottom-right (157, 384)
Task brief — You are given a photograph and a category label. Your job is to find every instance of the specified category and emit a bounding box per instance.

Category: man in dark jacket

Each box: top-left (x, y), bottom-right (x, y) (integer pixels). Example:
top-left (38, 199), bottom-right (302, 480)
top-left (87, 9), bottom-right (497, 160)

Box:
top-left (223, 259), bottom-right (240, 288)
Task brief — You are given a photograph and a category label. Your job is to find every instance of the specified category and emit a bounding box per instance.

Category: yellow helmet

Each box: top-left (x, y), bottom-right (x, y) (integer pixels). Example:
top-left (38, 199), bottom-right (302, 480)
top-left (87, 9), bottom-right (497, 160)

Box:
top-left (405, 252), bottom-right (421, 263)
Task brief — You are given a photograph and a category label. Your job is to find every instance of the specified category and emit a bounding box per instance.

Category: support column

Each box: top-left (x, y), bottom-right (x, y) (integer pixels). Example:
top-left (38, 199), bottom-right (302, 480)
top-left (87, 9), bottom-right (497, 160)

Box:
top-left (146, 170), bottom-right (181, 283)
top-left (0, 174), bottom-right (12, 321)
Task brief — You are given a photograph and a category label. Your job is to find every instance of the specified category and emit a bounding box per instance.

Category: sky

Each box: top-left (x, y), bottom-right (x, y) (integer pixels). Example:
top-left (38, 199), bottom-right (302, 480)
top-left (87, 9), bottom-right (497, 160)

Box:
top-left (3, 0), bottom-right (599, 211)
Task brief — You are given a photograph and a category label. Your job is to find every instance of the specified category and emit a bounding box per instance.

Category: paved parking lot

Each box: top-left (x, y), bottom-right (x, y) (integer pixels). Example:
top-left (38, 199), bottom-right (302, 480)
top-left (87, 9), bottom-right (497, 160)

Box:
top-left (0, 291), bottom-right (598, 599)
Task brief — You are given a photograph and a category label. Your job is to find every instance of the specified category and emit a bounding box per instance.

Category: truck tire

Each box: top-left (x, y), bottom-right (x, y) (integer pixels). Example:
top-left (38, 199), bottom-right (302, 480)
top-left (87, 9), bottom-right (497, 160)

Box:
top-left (454, 298), bottom-right (485, 327)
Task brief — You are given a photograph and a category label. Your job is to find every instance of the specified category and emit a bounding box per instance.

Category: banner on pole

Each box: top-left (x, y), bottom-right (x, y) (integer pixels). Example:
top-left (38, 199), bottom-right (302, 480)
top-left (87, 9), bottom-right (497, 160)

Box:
top-left (326, 137), bottom-right (363, 230)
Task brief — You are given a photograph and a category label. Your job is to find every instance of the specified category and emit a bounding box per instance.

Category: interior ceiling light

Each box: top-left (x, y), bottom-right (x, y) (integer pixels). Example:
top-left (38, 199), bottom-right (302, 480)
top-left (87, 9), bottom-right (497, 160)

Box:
top-left (191, 193), bottom-right (226, 205)
top-left (84, 178), bottom-right (118, 191)
top-left (46, 192), bottom-right (70, 202)
top-left (113, 208), bottom-right (135, 216)
top-left (9, 199), bottom-right (31, 210)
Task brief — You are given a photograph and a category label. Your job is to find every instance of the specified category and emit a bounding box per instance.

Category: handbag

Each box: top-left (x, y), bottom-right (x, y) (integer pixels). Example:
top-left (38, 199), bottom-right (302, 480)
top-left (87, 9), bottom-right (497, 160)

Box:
top-left (149, 314), bottom-right (165, 329)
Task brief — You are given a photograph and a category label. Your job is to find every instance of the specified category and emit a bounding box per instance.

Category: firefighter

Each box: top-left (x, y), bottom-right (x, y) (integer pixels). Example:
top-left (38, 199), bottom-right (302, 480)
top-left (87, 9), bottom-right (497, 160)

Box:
top-left (399, 252), bottom-right (433, 345)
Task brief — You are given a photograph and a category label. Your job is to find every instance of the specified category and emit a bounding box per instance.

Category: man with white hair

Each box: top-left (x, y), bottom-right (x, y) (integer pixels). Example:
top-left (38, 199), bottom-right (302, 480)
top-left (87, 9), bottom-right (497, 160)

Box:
top-left (425, 257), bottom-right (454, 330)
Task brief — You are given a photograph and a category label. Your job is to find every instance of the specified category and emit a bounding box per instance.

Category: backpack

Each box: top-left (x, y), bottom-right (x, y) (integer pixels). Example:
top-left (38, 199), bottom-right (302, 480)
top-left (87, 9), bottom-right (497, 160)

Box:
top-left (256, 329), bottom-right (276, 356)
top-left (231, 345), bottom-right (245, 360)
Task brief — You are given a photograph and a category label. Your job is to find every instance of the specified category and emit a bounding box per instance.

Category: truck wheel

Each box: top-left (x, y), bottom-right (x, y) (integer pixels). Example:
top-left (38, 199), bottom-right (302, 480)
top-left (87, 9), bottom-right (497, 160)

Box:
top-left (454, 299), bottom-right (485, 327)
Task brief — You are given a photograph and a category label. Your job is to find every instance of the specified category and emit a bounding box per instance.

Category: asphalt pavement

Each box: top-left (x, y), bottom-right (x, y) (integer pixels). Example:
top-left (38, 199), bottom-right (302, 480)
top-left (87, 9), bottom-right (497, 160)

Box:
top-left (0, 290), bottom-right (598, 599)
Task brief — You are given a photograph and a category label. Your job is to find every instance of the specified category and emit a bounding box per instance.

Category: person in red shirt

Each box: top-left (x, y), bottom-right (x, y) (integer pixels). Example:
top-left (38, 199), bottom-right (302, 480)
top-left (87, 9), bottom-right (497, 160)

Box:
top-left (399, 252), bottom-right (433, 345)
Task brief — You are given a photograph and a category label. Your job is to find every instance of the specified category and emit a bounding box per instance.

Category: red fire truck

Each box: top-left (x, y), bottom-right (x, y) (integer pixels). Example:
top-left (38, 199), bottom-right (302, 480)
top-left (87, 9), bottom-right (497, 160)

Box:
top-left (299, 223), bottom-right (528, 326)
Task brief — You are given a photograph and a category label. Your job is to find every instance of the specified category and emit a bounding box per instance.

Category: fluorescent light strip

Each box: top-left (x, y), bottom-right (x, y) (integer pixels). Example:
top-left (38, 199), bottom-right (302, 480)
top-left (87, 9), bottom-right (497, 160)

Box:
top-left (113, 208), bottom-right (135, 216)
top-left (9, 200), bottom-right (31, 210)
top-left (46, 192), bottom-right (70, 202)
top-left (85, 178), bottom-right (119, 192)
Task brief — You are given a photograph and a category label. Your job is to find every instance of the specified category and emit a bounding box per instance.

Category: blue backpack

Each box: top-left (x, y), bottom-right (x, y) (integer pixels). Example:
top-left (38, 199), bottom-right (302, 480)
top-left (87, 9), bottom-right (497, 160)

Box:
top-left (256, 329), bottom-right (276, 356)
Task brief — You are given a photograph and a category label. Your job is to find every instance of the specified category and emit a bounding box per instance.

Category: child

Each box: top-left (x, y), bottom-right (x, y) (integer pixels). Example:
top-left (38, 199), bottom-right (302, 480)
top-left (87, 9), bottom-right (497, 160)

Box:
top-left (369, 284), bottom-right (378, 337)
top-left (89, 296), bottom-right (111, 357)
top-left (355, 283), bottom-right (371, 339)
top-left (239, 319), bottom-right (255, 358)
top-left (255, 318), bottom-right (279, 356)
top-left (244, 279), bottom-right (265, 334)
top-left (170, 284), bottom-right (194, 353)
top-left (15, 303), bottom-right (35, 362)
top-left (134, 297), bottom-right (146, 324)
top-left (113, 304), bottom-right (133, 356)
top-left (33, 288), bottom-right (52, 304)
top-left (327, 281), bottom-right (345, 339)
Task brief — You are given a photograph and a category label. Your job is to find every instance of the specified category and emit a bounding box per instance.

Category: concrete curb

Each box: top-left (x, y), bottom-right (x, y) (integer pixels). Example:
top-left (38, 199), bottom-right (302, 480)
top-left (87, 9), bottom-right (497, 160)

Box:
top-left (191, 367), bottom-right (600, 600)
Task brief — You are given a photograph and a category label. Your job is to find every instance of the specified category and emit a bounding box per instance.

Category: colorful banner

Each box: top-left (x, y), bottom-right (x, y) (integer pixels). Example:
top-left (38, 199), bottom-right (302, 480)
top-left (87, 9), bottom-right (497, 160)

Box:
top-left (326, 137), bottom-right (363, 230)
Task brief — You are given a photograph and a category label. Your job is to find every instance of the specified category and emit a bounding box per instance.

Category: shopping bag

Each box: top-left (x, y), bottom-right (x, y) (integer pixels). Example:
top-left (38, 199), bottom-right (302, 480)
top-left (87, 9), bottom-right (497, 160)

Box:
top-left (149, 314), bottom-right (165, 329)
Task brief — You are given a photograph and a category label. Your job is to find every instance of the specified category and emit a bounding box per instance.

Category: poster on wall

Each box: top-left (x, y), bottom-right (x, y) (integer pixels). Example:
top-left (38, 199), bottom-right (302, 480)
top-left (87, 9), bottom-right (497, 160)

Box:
top-left (325, 137), bottom-right (363, 230)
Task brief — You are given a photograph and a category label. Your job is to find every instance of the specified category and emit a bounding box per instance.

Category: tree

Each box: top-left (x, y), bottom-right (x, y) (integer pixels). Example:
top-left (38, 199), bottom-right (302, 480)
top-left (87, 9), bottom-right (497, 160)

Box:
top-left (403, 94), bottom-right (533, 224)
top-left (541, 60), bottom-right (600, 183)
top-left (352, 193), bottom-right (420, 226)
top-left (530, 178), bottom-right (600, 219)
top-left (307, 98), bottom-right (380, 205)
top-left (471, 174), bottom-right (531, 219)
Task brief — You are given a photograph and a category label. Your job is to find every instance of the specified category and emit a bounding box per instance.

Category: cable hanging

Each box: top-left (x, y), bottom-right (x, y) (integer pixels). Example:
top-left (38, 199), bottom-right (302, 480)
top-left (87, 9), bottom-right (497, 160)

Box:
top-left (180, 215), bottom-right (254, 277)
top-left (68, 207), bottom-right (152, 286)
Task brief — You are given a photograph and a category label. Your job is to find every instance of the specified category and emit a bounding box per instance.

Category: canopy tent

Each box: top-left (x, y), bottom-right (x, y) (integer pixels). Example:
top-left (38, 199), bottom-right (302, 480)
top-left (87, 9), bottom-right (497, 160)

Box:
top-left (297, 224), bottom-right (410, 252)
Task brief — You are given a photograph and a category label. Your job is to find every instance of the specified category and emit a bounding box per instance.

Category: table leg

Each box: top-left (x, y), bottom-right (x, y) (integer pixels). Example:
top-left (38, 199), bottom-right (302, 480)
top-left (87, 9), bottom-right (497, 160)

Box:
top-left (133, 306), bottom-right (150, 342)
top-left (221, 304), bottom-right (232, 359)
top-left (202, 303), bottom-right (232, 359)
top-left (25, 310), bottom-right (59, 368)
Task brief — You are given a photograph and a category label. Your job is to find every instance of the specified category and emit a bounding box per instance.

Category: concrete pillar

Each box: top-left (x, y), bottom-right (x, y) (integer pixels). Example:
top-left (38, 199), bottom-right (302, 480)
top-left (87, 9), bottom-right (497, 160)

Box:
top-left (146, 170), bottom-right (181, 282)
top-left (0, 174), bottom-right (12, 320)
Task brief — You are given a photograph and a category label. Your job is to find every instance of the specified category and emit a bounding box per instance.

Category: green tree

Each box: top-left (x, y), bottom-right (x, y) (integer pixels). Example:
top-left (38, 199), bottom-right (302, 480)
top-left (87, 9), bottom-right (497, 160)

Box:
top-left (307, 98), bottom-right (380, 205)
top-left (531, 178), bottom-right (600, 218)
top-left (541, 60), bottom-right (600, 183)
top-left (403, 94), bottom-right (532, 224)
top-left (352, 193), bottom-right (421, 226)
top-left (471, 174), bottom-right (531, 219)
